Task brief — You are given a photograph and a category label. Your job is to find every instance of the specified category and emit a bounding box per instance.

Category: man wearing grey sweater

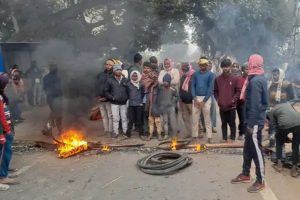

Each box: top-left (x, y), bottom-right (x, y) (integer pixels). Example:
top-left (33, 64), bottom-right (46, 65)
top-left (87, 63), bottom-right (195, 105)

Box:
top-left (270, 101), bottom-right (300, 177)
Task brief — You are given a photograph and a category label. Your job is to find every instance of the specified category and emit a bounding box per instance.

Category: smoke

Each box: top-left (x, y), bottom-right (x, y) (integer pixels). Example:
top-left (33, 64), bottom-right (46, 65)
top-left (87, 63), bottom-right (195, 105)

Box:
top-left (33, 39), bottom-right (103, 129)
top-left (199, 2), bottom-right (294, 66)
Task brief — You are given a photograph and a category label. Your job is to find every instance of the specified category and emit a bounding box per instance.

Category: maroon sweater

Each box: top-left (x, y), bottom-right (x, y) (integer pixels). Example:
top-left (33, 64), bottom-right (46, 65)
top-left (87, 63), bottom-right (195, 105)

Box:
top-left (214, 74), bottom-right (241, 111)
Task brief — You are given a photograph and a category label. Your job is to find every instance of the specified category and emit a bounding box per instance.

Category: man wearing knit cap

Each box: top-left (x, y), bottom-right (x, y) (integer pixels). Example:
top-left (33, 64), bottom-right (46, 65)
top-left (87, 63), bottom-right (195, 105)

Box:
top-left (191, 57), bottom-right (215, 144)
top-left (104, 63), bottom-right (129, 138)
top-left (231, 54), bottom-right (268, 193)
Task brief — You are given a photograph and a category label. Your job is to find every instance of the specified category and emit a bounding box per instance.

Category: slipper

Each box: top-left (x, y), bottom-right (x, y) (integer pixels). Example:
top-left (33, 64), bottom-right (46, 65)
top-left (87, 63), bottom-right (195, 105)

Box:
top-left (0, 183), bottom-right (9, 191)
top-left (0, 178), bottom-right (20, 185)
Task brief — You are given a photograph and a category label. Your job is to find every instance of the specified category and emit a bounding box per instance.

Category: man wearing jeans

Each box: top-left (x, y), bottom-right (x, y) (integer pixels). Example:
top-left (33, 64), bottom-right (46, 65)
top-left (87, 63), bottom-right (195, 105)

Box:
top-left (104, 64), bottom-right (129, 138)
top-left (96, 59), bottom-right (114, 134)
top-left (191, 57), bottom-right (215, 143)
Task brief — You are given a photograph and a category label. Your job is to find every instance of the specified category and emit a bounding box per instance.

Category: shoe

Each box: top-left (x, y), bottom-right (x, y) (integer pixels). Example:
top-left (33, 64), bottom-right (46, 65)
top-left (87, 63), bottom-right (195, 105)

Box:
top-left (122, 133), bottom-right (129, 139)
top-left (207, 138), bottom-right (213, 144)
top-left (237, 135), bottom-right (244, 140)
top-left (231, 173), bottom-right (251, 184)
top-left (247, 180), bottom-right (265, 193)
top-left (220, 139), bottom-right (228, 143)
top-left (229, 139), bottom-right (235, 143)
top-left (158, 135), bottom-right (163, 141)
top-left (291, 165), bottom-right (300, 177)
top-left (0, 177), bottom-right (20, 185)
top-left (111, 133), bottom-right (118, 139)
top-left (0, 183), bottom-right (9, 191)
top-left (272, 160), bottom-right (283, 173)
top-left (212, 127), bottom-right (217, 133)
top-left (163, 134), bottom-right (169, 140)
top-left (198, 134), bottom-right (204, 139)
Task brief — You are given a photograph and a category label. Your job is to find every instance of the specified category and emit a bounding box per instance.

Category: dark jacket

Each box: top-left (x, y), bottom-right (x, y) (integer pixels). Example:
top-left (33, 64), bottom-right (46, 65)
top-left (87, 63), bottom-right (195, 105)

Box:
top-left (104, 76), bottom-right (129, 105)
top-left (157, 86), bottom-right (178, 114)
top-left (127, 82), bottom-right (145, 106)
top-left (145, 85), bottom-right (161, 117)
top-left (95, 70), bottom-right (113, 101)
top-left (43, 72), bottom-right (62, 98)
top-left (179, 75), bottom-right (193, 104)
top-left (245, 74), bottom-right (268, 127)
top-left (214, 74), bottom-right (241, 111)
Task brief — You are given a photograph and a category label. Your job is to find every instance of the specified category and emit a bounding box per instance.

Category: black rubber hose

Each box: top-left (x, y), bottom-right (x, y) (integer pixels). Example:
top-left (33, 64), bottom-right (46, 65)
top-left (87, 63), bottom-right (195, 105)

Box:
top-left (137, 152), bottom-right (193, 175)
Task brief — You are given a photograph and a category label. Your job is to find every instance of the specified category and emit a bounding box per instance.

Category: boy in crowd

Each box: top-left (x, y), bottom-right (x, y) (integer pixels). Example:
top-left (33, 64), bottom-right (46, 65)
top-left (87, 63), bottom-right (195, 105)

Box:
top-left (104, 64), bottom-right (129, 138)
top-left (214, 58), bottom-right (241, 142)
top-left (141, 61), bottom-right (159, 135)
top-left (145, 73), bottom-right (161, 140)
top-left (159, 74), bottom-right (178, 140)
top-left (126, 71), bottom-right (145, 138)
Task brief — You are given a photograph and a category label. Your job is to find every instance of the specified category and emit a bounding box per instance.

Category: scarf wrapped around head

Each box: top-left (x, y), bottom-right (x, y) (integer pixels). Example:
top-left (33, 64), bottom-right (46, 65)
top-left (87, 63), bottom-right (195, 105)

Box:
top-left (164, 58), bottom-right (173, 72)
top-left (181, 63), bottom-right (195, 92)
top-left (130, 70), bottom-right (141, 89)
top-left (268, 68), bottom-right (285, 102)
top-left (240, 54), bottom-right (264, 100)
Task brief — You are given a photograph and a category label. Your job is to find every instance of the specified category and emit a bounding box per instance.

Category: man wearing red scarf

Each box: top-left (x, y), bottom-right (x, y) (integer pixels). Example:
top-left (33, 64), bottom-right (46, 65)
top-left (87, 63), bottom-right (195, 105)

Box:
top-left (231, 54), bottom-right (268, 193)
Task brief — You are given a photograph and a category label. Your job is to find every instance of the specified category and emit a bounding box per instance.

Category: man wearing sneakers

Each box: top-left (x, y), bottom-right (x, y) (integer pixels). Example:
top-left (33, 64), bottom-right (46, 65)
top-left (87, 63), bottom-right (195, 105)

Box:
top-left (231, 54), bottom-right (268, 193)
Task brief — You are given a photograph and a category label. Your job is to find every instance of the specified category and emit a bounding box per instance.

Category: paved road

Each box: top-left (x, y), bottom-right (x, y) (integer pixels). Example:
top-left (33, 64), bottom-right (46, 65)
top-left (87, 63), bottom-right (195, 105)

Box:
top-left (0, 106), bottom-right (299, 200)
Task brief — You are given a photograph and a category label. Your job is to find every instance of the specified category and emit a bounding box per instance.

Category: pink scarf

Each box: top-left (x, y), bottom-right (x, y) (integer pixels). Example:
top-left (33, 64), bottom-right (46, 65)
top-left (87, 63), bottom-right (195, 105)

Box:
top-left (240, 54), bottom-right (265, 100)
top-left (181, 64), bottom-right (195, 92)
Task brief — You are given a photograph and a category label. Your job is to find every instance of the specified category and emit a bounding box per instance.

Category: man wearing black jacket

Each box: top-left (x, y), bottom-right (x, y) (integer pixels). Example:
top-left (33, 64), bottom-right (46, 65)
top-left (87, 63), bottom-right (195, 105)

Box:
top-left (104, 64), bottom-right (129, 138)
top-left (96, 59), bottom-right (114, 134)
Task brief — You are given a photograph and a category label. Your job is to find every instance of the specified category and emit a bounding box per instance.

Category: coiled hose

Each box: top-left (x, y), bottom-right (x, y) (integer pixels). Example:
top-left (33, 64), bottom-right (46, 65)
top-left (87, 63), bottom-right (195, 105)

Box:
top-left (137, 151), bottom-right (193, 175)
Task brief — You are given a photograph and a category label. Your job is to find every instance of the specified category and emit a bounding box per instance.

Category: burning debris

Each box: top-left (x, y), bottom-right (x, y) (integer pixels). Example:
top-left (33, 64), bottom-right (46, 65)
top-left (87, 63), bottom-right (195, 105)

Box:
top-left (56, 130), bottom-right (88, 158)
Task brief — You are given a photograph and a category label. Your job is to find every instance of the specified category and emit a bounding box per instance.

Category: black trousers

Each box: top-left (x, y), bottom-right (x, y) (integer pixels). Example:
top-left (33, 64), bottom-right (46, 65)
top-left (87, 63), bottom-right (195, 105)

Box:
top-left (219, 109), bottom-right (236, 140)
top-left (127, 106), bottom-right (143, 136)
top-left (276, 126), bottom-right (300, 165)
top-left (242, 125), bottom-right (265, 183)
top-left (236, 103), bottom-right (245, 136)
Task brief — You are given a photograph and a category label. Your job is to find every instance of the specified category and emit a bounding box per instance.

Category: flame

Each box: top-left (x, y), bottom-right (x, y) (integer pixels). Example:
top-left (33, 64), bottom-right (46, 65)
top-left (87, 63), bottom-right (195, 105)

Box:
top-left (171, 137), bottom-right (177, 151)
top-left (194, 144), bottom-right (201, 152)
top-left (57, 130), bottom-right (88, 158)
top-left (101, 144), bottom-right (111, 152)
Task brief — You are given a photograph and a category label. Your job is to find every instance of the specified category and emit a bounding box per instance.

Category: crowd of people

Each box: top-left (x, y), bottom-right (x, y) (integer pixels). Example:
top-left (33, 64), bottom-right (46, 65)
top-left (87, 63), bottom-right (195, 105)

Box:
top-left (96, 54), bottom-right (252, 144)
top-left (1, 52), bottom-right (300, 192)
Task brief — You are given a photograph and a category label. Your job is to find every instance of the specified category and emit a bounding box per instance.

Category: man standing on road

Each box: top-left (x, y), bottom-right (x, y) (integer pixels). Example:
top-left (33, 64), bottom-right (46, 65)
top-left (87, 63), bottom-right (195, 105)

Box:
top-left (191, 57), bottom-right (215, 143)
top-left (42, 64), bottom-right (63, 135)
top-left (96, 59), bottom-right (114, 135)
top-left (231, 54), bottom-right (268, 193)
top-left (214, 58), bottom-right (241, 143)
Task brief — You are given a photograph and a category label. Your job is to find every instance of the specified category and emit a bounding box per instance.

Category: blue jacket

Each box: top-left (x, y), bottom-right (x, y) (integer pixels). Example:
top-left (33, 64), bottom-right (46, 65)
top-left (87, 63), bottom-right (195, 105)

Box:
top-left (191, 70), bottom-right (215, 102)
top-left (245, 74), bottom-right (268, 127)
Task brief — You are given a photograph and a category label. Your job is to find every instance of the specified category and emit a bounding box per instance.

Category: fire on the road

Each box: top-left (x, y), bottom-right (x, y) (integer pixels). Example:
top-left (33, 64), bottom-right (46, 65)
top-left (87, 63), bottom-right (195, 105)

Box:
top-left (57, 130), bottom-right (88, 158)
